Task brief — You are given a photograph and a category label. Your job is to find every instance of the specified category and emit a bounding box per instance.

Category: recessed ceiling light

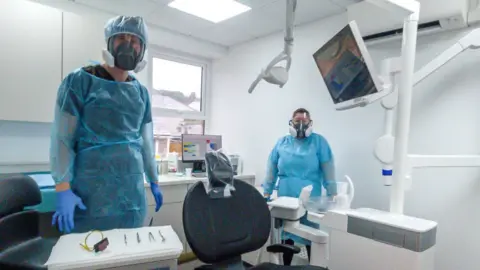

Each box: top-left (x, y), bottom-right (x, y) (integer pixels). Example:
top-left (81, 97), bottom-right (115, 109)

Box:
top-left (168, 0), bottom-right (251, 23)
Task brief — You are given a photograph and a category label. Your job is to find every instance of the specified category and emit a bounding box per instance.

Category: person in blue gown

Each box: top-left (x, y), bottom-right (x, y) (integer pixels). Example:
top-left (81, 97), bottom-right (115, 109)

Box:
top-left (50, 16), bottom-right (163, 234)
top-left (262, 108), bottom-right (337, 265)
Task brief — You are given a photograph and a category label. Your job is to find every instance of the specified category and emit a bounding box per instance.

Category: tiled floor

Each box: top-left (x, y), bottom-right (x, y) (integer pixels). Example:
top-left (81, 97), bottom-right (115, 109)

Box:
top-left (178, 260), bottom-right (203, 269)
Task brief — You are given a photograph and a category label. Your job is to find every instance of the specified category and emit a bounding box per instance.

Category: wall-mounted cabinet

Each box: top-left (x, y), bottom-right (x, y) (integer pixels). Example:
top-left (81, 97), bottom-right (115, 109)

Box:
top-left (62, 12), bottom-right (105, 78)
top-left (0, 0), bottom-right (62, 123)
top-left (0, 0), bottom-right (151, 123)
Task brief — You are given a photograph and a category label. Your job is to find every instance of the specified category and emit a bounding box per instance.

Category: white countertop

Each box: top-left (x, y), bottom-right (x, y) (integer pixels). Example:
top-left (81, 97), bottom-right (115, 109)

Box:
top-left (145, 173), bottom-right (256, 187)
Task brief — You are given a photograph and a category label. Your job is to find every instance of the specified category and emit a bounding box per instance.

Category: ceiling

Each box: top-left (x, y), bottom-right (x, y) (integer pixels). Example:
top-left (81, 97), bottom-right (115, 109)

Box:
top-left (70, 0), bottom-right (362, 47)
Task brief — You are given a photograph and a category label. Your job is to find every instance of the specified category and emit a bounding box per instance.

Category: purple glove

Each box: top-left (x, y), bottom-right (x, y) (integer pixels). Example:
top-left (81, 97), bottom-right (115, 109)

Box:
top-left (150, 182), bottom-right (163, 212)
top-left (52, 189), bottom-right (86, 233)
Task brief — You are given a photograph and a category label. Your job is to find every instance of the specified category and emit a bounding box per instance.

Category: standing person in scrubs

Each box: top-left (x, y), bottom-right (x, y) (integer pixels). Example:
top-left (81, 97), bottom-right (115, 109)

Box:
top-left (50, 16), bottom-right (163, 234)
top-left (262, 108), bottom-right (337, 265)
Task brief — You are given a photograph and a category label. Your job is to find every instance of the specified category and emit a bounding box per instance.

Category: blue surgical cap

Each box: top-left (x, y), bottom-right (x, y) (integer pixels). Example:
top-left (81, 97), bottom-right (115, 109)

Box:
top-left (104, 16), bottom-right (149, 45)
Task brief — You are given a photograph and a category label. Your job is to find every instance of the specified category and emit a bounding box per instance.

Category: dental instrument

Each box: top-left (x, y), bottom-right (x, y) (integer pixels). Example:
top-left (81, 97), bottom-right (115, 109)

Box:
top-left (159, 230), bottom-right (166, 242)
top-left (149, 232), bottom-right (156, 242)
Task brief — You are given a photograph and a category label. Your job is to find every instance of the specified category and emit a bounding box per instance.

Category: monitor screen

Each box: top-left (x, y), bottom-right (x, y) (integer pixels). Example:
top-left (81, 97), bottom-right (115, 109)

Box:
top-left (313, 23), bottom-right (379, 104)
top-left (182, 134), bottom-right (222, 162)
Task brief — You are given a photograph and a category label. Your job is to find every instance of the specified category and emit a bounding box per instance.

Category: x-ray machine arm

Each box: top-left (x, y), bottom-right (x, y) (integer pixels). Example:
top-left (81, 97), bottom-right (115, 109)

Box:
top-left (375, 28), bottom-right (480, 204)
top-left (248, 0), bottom-right (297, 94)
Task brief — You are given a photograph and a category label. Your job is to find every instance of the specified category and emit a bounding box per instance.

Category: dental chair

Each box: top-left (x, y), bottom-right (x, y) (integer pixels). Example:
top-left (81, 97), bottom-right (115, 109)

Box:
top-left (0, 174), bottom-right (57, 270)
top-left (182, 151), bottom-right (327, 270)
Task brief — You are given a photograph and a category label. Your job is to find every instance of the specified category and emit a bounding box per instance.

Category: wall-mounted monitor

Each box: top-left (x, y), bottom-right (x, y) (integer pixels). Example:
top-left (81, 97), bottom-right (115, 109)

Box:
top-left (313, 21), bottom-right (390, 111)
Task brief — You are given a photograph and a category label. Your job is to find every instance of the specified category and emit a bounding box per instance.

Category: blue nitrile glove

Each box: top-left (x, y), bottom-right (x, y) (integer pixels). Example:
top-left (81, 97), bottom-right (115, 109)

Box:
top-left (52, 189), bottom-right (86, 233)
top-left (150, 182), bottom-right (163, 212)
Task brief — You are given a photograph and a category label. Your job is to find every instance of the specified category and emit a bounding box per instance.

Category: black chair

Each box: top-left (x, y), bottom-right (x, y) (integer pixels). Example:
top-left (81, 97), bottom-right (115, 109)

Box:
top-left (182, 178), bottom-right (328, 269)
top-left (0, 174), bottom-right (57, 270)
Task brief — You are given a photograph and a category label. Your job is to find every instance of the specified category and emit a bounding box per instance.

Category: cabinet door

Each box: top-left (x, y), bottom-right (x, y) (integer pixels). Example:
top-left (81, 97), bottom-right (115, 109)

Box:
top-left (62, 11), bottom-right (105, 77)
top-left (0, 0), bottom-right (62, 122)
top-left (145, 203), bottom-right (186, 253)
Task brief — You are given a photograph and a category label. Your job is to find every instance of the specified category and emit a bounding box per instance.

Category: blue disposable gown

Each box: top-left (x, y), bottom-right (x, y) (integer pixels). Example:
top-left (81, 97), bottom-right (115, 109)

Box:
top-left (50, 67), bottom-right (157, 233)
top-left (262, 133), bottom-right (336, 245)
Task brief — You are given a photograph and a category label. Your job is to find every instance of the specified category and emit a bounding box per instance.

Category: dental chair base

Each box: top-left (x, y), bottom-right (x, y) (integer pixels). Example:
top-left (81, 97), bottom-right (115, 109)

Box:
top-left (268, 197), bottom-right (329, 268)
top-left (309, 208), bottom-right (437, 270)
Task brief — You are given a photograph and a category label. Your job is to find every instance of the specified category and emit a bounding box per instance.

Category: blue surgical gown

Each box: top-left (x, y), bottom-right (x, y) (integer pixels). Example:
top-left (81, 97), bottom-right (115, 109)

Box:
top-left (50, 67), bottom-right (158, 233)
top-left (262, 133), bottom-right (336, 245)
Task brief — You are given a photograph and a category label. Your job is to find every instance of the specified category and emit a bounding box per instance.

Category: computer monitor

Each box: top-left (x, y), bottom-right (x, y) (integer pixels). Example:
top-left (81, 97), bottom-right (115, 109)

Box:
top-left (313, 21), bottom-right (389, 111)
top-left (181, 134), bottom-right (223, 163)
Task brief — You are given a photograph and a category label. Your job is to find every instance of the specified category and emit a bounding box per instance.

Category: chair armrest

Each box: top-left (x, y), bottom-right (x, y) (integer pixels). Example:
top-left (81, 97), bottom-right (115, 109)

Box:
top-left (266, 244), bottom-right (301, 254)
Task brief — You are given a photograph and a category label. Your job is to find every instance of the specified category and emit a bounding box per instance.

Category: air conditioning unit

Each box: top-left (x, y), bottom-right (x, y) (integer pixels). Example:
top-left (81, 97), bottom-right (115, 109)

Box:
top-left (348, 0), bottom-right (480, 43)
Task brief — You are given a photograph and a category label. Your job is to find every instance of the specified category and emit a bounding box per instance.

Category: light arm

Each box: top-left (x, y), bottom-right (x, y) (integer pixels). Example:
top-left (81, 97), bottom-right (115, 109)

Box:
top-left (284, 0), bottom-right (297, 55)
top-left (248, 0), bottom-right (297, 94)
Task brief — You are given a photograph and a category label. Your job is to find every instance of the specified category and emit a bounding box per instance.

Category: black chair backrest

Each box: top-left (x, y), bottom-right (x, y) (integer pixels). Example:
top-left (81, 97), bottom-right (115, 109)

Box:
top-left (204, 151), bottom-right (235, 198)
top-left (0, 174), bottom-right (43, 253)
top-left (0, 174), bottom-right (41, 219)
top-left (183, 180), bottom-right (271, 264)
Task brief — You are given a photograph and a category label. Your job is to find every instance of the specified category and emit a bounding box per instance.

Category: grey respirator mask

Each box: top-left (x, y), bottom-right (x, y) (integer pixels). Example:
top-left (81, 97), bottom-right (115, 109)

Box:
top-left (289, 120), bottom-right (313, 138)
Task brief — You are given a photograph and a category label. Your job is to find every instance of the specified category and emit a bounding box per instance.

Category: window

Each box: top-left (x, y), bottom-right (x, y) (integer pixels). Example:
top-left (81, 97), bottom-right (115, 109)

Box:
top-left (153, 117), bottom-right (204, 136)
top-left (148, 51), bottom-right (208, 156)
top-left (150, 54), bottom-right (206, 117)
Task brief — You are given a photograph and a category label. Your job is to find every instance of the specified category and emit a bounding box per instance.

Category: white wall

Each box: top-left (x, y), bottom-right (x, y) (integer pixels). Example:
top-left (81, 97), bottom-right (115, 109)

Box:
top-left (0, 1), bottom-right (149, 165)
top-left (207, 13), bottom-right (480, 270)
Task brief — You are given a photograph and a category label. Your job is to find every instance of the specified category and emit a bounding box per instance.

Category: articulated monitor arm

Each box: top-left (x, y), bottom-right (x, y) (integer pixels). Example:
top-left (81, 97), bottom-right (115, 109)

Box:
top-left (414, 28), bottom-right (480, 86)
top-left (248, 0), bottom-right (297, 94)
top-left (375, 28), bottom-right (480, 187)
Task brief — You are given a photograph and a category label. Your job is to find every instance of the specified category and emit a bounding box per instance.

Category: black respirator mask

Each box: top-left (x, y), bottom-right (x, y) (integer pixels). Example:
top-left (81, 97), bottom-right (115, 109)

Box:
top-left (112, 42), bottom-right (141, 71)
top-left (289, 120), bottom-right (313, 138)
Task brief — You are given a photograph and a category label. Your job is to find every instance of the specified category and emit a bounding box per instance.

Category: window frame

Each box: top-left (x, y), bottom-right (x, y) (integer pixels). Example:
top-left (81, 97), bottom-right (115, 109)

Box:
top-left (152, 117), bottom-right (206, 137)
top-left (147, 48), bottom-right (210, 121)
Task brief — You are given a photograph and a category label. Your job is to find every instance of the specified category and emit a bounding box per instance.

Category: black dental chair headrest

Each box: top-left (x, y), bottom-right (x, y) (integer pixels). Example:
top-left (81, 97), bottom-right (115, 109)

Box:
top-left (183, 180), bottom-right (271, 265)
top-left (0, 174), bottom-right (41, 218)
top-left (204, 150), bottom-right (235, 199)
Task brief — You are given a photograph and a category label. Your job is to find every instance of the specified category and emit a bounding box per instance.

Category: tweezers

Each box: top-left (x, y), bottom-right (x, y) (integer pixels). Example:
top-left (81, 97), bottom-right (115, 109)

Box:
top-left (148, 232), bottom-right (155, 242)
top-left (158, 230), bottom-right (165, 242)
